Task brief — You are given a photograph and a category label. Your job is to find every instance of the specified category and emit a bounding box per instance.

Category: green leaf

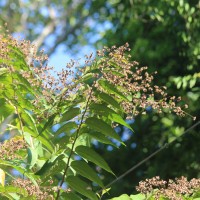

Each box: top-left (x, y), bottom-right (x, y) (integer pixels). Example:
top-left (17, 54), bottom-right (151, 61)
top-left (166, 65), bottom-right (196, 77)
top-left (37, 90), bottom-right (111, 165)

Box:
top-left (90, 103), bottom-right (133, 131)
top-left (0, 185), bottom-right (28, 197)
top-left (73, 134), bottom-right (91, 148)
top-left (0, 99), bottom-right (15, 121)
top-left (13, 72), bottom-right (34, 93)
top-left (71, 160), bottom-right (104, 187)
top-left (35, 154), bottom-right (64, 176)
top-left (0, 68), bottom-right (8, 76)
top-left (81, 73), bottom-right (94, 85)
top-left (0, 159), bottom-right (38, 186)
top-left (98, 79), bottom-right (128, 101)
top-left (97, 92), bottom-right (122, 111)
top-left (40, 113), bottom-right (57, 134)
top-left (0, 73), bottom-right (12, 85)
top-left (66, 176), bottom-right (98, 200)
top-left (75, 145), bottom-right (114, 175)
top-left (85, 117), bottom-right (122, 142)
top-left (54, 122), bottom-right (77, 137)
top-left (24, 128), bottom-right (53, 152)
top-left (27, 147), bottom-right (38, 169)
top-left (21, 110), bottom-right (38, 135)
top-left (110, 194), bottom-right (131, 200)
top-left (60, 107), bottom-right (80, 122)
top-left (85, 132), bottom-right (118, 147)
top-left (130, 194), bottom-right (146, 200)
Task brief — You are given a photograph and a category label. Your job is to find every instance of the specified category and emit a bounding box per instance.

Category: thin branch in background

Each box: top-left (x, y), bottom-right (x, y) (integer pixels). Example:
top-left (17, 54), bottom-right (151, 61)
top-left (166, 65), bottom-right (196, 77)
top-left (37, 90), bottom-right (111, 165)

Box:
top-left (97, 120), bottom-right (200, 197)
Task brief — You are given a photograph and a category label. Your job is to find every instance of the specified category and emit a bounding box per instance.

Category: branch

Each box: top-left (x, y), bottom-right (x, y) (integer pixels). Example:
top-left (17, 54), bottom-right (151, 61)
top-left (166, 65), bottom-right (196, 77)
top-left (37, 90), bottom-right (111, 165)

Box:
top-left (46, 16), bottom-right (88, 56)
top-left (33, 6), bottom-right (57, 49)
top-left (55, 88), bottom-right (93, 200)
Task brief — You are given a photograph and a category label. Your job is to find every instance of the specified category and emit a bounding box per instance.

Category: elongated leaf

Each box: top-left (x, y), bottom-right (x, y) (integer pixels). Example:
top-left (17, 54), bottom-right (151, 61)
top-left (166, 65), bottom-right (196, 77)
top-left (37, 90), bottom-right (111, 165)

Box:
top-left (84, 132), bottom-right (118, 147)
top-left (35, 154), bottom-right (64, 176)
top-left (97, 92), bottom-right (122, 111)
top-left (0, 169), bottom-right (5, 186)
top-left (98, 79), bottom-right (128, 101)
top-left (0, 99), bottom-right (15, 120)
top-left (75, 145), bottom-right (114, 175)
top-left (85, 117), bottom-right (121, 142)
top-left (21, 110), bottom-right (38, 135)
top-left (12, 72), bottom-right (33, 92)
top-left (24, 128), bottom-right (53, 152)
top-left (71, 160), bottom-right (104, 187)
top-left (55, 122), bottom-right (77, 137)
top-left (81, 73), bottom-right (94, 85)
top-left (0, 193), bottom-right (16, 200)
top-left (15, 91), bottom-right (34, 110)
top-left (0, 159), bottom-right (38, 186)
top-left (0, 186), bottom-right (28, 197)
top-left (104, 69), bottom-right (125, 77)
top-left (27, 147), bottom-right (38, 169)
top-left (90, 104), bottom-right (133, 131)
top-left (40, 113), bottom-right (57, 134)
top-left (60, 107), bottom-right (80, 122)
top-left (66, 176), bottom-right (98, 200)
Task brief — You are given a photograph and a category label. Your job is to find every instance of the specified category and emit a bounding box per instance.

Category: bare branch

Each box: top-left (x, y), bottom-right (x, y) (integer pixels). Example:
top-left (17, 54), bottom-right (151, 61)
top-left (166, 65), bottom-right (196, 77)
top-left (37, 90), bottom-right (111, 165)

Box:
top-left (46, 16), bottom-right (88, 56)
top-left (33, 5), bottom-right (57, 49)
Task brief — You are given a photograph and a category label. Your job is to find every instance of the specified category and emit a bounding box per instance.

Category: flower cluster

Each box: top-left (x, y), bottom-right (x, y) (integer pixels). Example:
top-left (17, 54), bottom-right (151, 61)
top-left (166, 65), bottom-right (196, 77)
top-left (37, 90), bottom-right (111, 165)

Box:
top-left (94, 44), bottom-right (192, 119)
top-left (1, 32), bottom-right (193, 120)
top-left (136, 176), bottom-right (200, 200)
top-left (0, 136), bottom-right (27, 160)
top-left (12, 178), bottom-right (54, 200)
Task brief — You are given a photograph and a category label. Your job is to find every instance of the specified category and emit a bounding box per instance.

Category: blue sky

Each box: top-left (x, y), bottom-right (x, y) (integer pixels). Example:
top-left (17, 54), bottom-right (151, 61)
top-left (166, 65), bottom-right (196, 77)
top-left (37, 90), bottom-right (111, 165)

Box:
top-left (48, 44), bottom-right (96, 73)
top-left (47, 21), bottom-right (113, 72)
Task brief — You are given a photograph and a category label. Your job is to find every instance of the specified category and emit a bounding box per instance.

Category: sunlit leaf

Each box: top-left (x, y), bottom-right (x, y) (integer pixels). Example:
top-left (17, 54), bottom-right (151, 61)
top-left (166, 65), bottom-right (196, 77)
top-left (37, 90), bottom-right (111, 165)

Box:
top-left (97, 91), bottom-right (122, 111)
top-left (35, 154), bottom-right (64, 176)
top-left (110, 194), bottom-right (131, 200)
top-left (54, 122), bottom-right (77, 137)
top-left (66, 176), bottom-right (98, 200)
top-left (0, 99), bottom-right (15, 121)
top-left (84, 132), bottom-right (117, 147)
top-left (98, 79), bottom-right (128, 101)
top-left (90, 103), bottom-right (133, 131)
top-left (60, 107), bottom-right (80, 122)
top-left (0, 159), bottom-right (38, 186)
top-left (0, 68), bottom-right (8, 76)
top-left (40, 113), bottom-right (57, 134)
top-left (85, 117), bottom-right (122, 142)
top-left (130, 194), bottom-right (146, 200)
top-left (27, 147), bottom-right (38, 169)
top-left (71, 160), bottom-right (104, 187)
top-left (0, 185), bottom-right (28, 197)
top-left (0, 169), bottom-right (5, 187)
top-left (75, 145), bottom-right (114, 175)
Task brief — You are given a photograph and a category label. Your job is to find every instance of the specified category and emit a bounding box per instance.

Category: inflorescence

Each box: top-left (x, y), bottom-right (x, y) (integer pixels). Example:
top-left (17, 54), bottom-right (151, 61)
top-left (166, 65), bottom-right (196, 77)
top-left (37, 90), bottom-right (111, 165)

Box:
top-left (136, 176), bottom-right (200, 200)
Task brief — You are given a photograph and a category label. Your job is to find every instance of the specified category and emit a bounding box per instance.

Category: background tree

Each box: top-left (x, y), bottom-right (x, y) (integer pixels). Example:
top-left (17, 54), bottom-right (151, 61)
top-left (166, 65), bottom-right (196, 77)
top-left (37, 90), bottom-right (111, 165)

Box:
top-left (94, 0), bottom-right (200, 198)
top-left (0, 0), bottom-right (108, 56)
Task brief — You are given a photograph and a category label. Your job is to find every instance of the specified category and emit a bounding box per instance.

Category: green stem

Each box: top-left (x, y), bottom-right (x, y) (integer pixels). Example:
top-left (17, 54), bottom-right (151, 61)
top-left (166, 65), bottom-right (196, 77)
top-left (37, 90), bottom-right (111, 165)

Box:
top-left (55, 88), bottom-right (93, 200)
